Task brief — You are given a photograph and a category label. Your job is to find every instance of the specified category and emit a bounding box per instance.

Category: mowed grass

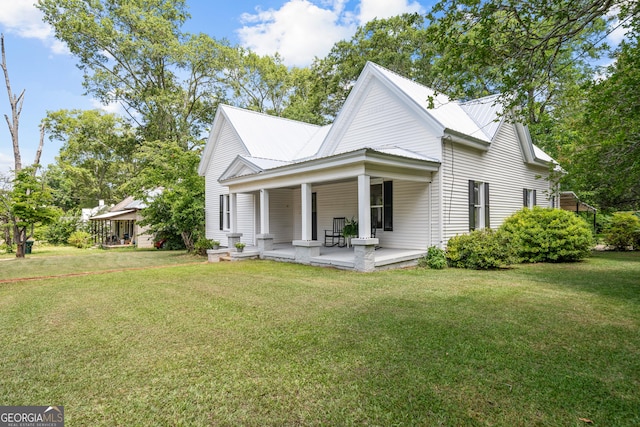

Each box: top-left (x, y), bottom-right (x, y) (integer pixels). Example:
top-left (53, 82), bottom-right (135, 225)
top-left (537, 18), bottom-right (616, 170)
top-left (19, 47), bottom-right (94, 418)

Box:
top-left (0, 250), bottom-right (638, 426)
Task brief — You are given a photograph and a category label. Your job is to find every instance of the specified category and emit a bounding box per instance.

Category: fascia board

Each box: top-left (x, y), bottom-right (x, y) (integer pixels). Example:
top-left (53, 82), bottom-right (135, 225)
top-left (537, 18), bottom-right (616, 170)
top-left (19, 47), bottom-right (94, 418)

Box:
top-left (220, 148), bottom-right (440, 192)
top-left (443, 129), bottom-right (491, 151)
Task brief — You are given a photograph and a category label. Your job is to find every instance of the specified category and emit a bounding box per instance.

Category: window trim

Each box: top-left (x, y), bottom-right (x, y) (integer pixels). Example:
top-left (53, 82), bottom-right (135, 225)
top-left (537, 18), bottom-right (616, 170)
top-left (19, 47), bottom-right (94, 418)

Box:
top-left (469, 180), bottom-right (490, 231)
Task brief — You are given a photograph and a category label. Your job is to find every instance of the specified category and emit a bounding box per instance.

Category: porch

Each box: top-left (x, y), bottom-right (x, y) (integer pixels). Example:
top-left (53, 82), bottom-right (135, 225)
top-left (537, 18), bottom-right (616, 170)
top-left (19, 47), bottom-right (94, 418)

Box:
top-left (210, 243), bottom-right (427, 271)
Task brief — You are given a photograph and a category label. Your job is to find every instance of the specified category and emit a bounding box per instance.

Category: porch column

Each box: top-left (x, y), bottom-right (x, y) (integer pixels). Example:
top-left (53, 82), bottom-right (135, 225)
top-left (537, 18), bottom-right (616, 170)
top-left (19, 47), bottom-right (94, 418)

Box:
top-left (257, 189), bottom-right (273, 253)
top-left (353, 174), bottom-right (378, 272)
top-left (358, 174), bottom-right (371, 238)
top-left (293, 183), bottom-right (321, 263)
top-left (230, 193), bottom-right (238, 233)
top-left (301, 183), bottom-right (312, 241)
top-left (227, 192), bottom-right (243, 250)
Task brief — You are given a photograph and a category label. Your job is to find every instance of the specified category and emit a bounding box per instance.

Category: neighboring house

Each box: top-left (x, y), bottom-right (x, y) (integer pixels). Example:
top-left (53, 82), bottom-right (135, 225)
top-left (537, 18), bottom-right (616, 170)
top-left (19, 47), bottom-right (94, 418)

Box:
top-left (198, 62), bottom-right (560, 271)
top-left (89, 195), bottom-right (155, 249)
top-left (81, 199), bottom-right (111, 223)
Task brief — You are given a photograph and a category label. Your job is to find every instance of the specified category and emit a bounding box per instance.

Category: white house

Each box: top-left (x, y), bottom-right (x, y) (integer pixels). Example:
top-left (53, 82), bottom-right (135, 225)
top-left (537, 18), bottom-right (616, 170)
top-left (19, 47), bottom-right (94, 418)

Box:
top-left (198, 62), bottom-right (558, 271)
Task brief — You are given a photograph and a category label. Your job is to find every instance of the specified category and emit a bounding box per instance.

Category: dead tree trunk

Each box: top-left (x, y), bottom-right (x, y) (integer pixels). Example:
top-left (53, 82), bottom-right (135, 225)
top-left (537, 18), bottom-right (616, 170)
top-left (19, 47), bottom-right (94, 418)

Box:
top-left (1, 33), bottom-right (25, 175)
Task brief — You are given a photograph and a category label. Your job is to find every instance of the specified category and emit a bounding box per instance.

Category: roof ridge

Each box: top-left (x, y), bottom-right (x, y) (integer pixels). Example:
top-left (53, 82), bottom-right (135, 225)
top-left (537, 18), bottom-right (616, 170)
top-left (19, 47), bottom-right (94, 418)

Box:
top-left (221, 104), bottom-right (321, 128)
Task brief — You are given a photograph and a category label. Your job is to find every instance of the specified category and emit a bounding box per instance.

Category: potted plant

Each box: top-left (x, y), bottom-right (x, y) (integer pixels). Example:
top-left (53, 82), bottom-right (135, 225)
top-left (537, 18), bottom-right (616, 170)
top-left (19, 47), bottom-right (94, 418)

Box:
top-left (235, 242), bottom-right (246, 253)
top-left (211, 240), bottom-right (220, 250)
top-left (342, 217), bottom-right (358, 247)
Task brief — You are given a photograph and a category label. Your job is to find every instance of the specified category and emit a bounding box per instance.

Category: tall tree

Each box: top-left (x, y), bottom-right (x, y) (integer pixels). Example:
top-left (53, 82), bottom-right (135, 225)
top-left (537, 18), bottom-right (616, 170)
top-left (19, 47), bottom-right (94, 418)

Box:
top-left (1, 167), bottom-right (57, 257)
top-left (564, 29), bottom-right (640, 211)
top-left (425, 0), bottom-right (615, 124)
top-left (285, 13), bottom-right (432, 123)
top-left (43, 109), bottom-right (139, 209)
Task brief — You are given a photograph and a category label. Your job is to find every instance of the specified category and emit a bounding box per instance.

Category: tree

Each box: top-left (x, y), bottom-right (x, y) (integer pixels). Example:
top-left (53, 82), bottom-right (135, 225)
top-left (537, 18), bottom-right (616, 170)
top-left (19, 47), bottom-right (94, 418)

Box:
top-left (425, 0), bottom-right (615, 124)
top-left (0, 167), bottom-right (57, 257)
top-left (285, 14), bottom-right (432, 123)
top-left (43, 109), bottom-right (138, 209)
top-left (564, 30), bottom-right (640, 211)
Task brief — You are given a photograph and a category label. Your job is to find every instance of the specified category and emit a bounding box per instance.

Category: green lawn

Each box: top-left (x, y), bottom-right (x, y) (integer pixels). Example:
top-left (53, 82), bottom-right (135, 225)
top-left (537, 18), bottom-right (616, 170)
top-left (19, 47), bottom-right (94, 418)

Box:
top-left (0, 250), bottom-right (638, 426)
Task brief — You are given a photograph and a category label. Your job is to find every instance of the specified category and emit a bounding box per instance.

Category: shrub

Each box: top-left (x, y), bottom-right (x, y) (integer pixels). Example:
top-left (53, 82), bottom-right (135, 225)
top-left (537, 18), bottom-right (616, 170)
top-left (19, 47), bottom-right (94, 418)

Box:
top-left (500, 207), bottom-right (593, 262)
top-left (194, 238), bottom-right (218, 256)
top-left (446, 228), bottom-right (515, 270)
top-left (67, 231), bottom-right (92, 249)
top-left (44, 210), bottom-right (83, 245)
top-left (419, 246), bottom-right (447, 269)
top-left (604, 212), bottom-right (640, 250)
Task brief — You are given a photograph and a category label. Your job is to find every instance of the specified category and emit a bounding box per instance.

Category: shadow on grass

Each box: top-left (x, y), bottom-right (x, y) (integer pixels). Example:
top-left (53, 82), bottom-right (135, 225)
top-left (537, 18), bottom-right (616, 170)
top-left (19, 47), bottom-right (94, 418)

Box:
top-left (510, 251), bottom-right (640, 304)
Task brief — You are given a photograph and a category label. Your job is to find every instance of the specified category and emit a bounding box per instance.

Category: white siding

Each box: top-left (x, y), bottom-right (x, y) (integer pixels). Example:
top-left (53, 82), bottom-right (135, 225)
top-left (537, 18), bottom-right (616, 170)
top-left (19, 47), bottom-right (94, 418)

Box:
top-left (441, 122), bottom-right (552, 243)
top-left (381, 180), bottom-right (430, 250)
top-left (269, 189), bottom-right (295, 243)
top-left (313, 181), bottom-right (359, 242)
top-left (334, 80), bottom-right (442, 160)
top-left (204, 120), bottom-right (251, 247)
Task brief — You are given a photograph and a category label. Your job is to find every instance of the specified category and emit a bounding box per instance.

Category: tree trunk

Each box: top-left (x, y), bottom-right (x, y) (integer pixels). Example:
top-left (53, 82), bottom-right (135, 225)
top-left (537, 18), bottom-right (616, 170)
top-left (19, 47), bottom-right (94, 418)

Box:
top-left (1, 33), bottom-right (25, 175)
top-left (14, 225), bottom-right (25, 258)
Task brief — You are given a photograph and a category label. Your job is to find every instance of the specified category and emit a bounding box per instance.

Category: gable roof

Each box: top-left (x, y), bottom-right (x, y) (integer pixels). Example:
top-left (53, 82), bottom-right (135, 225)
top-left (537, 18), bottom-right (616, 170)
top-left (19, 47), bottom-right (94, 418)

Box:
top-left (199, 62), bottom-right (556, 179)
top-left (198, 105), bottom-right (326, 175)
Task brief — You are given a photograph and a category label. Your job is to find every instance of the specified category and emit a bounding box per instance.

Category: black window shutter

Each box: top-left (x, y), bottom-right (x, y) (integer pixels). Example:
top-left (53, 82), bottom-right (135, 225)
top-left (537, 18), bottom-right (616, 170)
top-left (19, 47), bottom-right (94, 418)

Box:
top-left (219, 194), bottom-right (224, 231)
top-left (484, 183), bottom-right (490, 229)
top-left (469, 180), bottom-right (475, 231)
top-left (383, 181), bottom-right (393, 231)
top-left (532, 189), bottom-right (537, 206)
top-left (523, 188), bottom-right (528, 207)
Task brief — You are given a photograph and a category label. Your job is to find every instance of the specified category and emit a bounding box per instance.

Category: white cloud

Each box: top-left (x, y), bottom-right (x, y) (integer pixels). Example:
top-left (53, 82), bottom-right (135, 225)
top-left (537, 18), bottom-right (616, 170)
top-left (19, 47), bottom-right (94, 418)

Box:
top-left (91, 98), bottom-right (125, 115)
top-left (357, 0), bottom-right (423, 24)
top-left (237, 0), bottom-right (425, 67)
top-left (0, 1), bottom-right (67, 54)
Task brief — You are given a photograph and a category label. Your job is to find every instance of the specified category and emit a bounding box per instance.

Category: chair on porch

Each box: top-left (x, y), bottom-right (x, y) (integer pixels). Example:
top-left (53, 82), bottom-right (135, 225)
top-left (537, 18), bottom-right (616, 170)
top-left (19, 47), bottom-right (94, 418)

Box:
top-left (324, 217), bottom-right (346, 247)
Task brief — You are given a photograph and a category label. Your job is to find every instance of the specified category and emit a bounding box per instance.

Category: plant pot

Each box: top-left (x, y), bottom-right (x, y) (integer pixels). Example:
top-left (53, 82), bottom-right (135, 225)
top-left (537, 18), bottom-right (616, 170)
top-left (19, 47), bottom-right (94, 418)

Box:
top-left (236, 247), bottom-right (244, 253)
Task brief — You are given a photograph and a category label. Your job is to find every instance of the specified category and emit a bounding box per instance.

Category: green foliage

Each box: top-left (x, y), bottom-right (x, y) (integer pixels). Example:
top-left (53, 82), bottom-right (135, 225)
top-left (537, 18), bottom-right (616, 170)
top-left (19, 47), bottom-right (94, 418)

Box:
top-left (604, 212), bottom-right (640, 250)
top-left (419, 246), bottom-right (447, 269)
top-left (67, 230), bottom-right (91, 248)
top-left (500, 207), bottom-right (594, 262)
top-left (342, 217), bottom-right (358, 238)
top-left (43, 209), bottom-right (83, 245)
top-left (446, 228), bottom-right (515, 270)
top-left (193, 238), bottom-right (217, 256)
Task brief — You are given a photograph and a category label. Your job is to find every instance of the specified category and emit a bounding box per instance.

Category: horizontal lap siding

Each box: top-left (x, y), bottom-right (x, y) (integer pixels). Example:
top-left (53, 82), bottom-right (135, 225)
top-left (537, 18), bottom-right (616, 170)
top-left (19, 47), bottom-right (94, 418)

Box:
top-left (270, 189), bottom-right (295, 243)
top-left (383, 181), bottom-right (430, 250)
top-left (312, 182), bottom-right (358, 241)
top-left (204, 121), bottom-right (250, 247)
top-left (441, 123), bottom-right (552, 243)
top-left (335, 81), bottom-right (442, 160)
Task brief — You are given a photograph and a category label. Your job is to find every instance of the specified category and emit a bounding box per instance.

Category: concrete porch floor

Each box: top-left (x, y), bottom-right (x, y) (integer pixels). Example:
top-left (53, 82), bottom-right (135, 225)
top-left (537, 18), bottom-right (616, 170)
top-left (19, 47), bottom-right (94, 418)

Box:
top-left (262, 243), bottom-right (427, 271)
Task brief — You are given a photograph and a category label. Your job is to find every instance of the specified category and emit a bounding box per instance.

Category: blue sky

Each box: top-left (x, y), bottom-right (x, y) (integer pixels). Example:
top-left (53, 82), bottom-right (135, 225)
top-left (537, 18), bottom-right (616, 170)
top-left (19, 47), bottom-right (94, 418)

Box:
top-left (0, 0), bottom-right (429, 174)
top-left (0, 0), bottom-right (625, 175)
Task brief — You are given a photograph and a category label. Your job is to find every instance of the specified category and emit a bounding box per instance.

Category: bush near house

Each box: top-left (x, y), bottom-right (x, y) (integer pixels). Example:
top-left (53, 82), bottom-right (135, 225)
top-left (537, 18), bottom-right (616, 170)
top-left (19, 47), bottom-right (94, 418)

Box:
top-left (419, 246), bottom-right (447, 269)
top-left (604, 212), bottom-right (640, 250)
top-left (500, 207), bottom-right (593, 263)
top-left (67, 231), bottom-right (92, 248)
top-left (446, 228), bottom-right (516, 269)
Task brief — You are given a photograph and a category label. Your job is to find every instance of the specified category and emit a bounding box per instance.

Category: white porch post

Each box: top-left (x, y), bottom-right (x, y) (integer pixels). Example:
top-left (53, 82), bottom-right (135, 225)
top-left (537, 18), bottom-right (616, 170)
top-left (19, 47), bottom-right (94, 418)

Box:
top-left (301, 183), bottom-right (312, 241)
top-left (358, 174), bottom-right (371, 238)
top-left (257, 189), bottom-right (273, 254)
top-left (260, 189), bottom-right (270, 235)
top-left (352, 174), bottom-right (378, 272)
top-left (293, 183), bottom-right (321, 263)
top-left (230, 193), bottom-right (238, 233)
top-left (227, 192), bottom-right (243, 250)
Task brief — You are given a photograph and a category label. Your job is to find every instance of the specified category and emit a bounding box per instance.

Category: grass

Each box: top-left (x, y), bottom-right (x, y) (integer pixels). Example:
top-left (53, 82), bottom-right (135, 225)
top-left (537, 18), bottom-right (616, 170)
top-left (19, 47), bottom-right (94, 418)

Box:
top-left (0, 249), bottom-right (638, 426)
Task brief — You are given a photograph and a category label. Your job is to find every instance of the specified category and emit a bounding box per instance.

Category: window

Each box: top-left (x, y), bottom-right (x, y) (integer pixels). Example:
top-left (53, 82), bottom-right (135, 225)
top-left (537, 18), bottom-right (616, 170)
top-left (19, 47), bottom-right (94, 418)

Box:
top-left (219, 194), bottom-right (230, 230)
top-left (469, 180), bottom-right (490, 231)
top-left (523, 188), bottom-right (536, 208)
top-left (371, 181), bottom-right (393, 231)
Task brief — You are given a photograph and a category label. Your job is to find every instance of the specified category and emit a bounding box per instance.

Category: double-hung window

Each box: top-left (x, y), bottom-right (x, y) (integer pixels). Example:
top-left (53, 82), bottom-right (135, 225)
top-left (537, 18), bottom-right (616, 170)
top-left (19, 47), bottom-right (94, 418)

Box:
top-left (371, 180), bottom-right (393, 231)
top-left (523, 188), bottom-right (536, 208)
top-left (219, 194), bottom-right (230, 231)
top-left (469, 180), bottom-right (490, 231)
